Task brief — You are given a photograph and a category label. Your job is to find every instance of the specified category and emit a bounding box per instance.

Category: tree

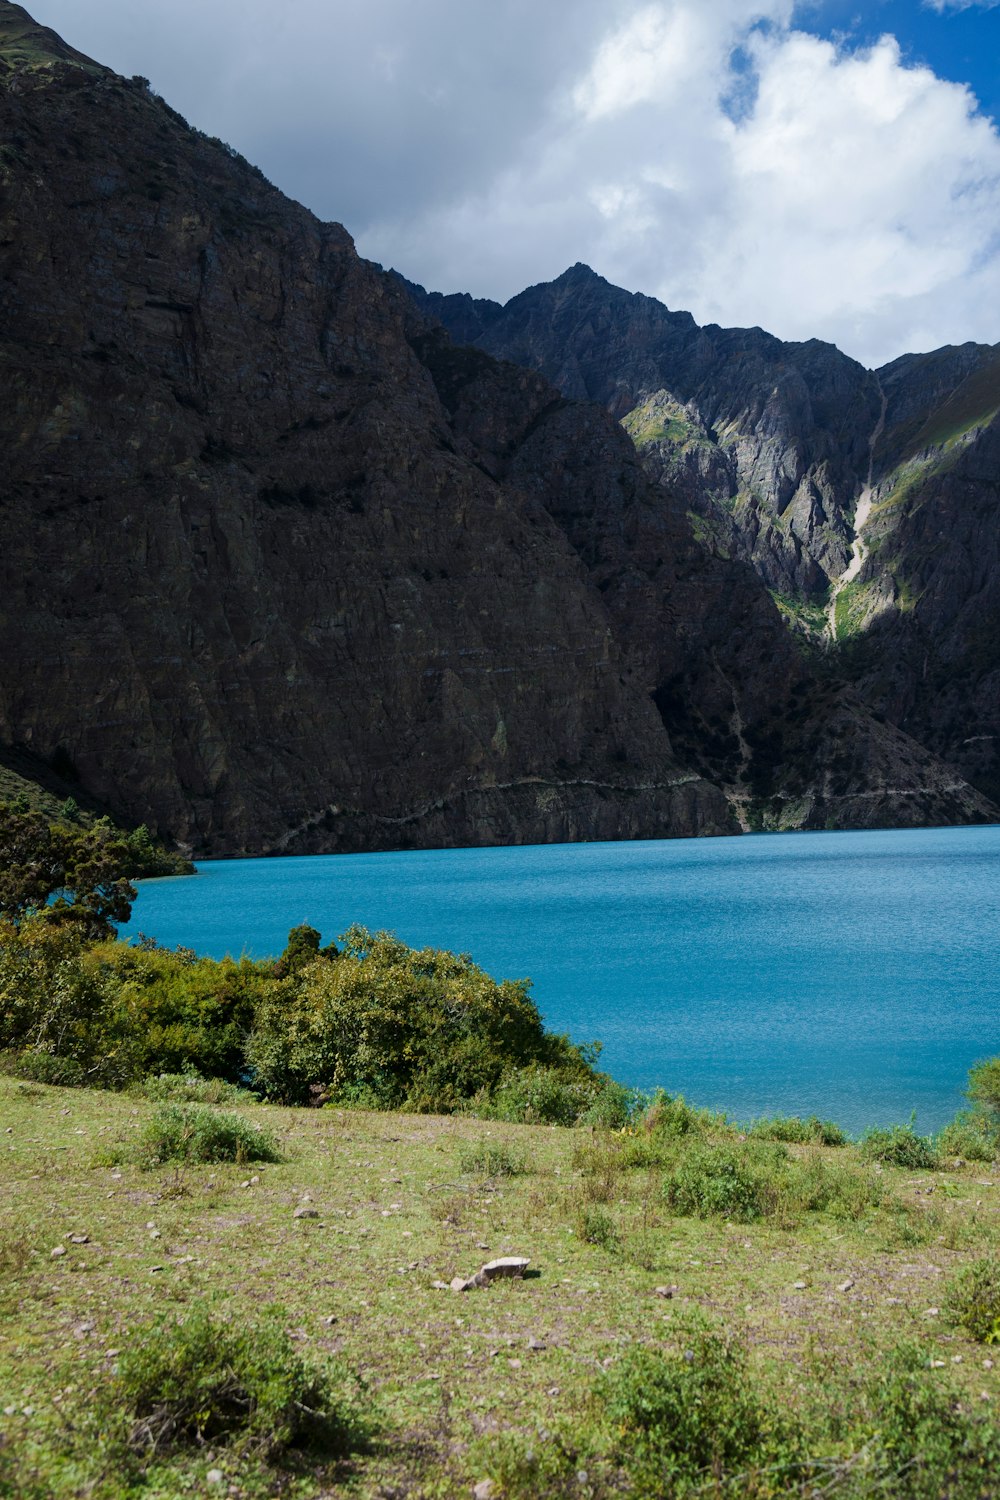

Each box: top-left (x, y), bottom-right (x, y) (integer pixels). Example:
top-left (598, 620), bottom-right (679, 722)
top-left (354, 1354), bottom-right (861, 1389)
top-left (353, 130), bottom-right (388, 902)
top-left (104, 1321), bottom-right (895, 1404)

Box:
top-left (0, 805), bottom-right (136, 940)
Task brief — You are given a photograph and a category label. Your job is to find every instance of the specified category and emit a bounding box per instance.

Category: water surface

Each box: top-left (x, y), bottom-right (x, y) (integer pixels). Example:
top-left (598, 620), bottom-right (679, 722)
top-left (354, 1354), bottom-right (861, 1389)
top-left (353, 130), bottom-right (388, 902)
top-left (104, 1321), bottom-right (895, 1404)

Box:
top-left (124, 826), bottom-right (1000, 1133)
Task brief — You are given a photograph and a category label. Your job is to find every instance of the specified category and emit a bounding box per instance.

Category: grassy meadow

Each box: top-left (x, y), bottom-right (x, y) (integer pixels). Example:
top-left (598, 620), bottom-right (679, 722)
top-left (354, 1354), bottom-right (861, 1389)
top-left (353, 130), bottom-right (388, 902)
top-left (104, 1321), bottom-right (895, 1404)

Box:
top-left (1, 1072), bottom-right (998, 1498)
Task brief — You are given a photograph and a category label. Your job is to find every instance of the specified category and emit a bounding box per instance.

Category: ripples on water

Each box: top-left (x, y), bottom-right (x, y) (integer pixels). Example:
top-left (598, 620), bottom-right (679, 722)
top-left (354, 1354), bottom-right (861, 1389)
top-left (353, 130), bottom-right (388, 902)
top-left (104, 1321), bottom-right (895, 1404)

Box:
top-left (123, 825), bottom-right (1000, 1133)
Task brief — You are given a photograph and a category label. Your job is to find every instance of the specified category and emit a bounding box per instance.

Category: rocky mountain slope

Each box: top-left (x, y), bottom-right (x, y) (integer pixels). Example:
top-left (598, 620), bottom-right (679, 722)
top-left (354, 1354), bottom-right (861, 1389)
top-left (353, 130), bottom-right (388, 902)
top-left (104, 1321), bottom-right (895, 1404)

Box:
top-left (403, 267), bottom-right (1000, 811)
top-left (0, 3), bottom-right (993, 855)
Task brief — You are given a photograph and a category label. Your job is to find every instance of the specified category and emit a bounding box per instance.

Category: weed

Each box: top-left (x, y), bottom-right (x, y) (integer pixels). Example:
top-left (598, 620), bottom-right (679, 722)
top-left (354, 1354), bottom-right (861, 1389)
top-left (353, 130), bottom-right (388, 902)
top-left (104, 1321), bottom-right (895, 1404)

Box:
top-left (577, 1205), bottom-right (620, 1252)
top-left (99, 1304), bottom-right (369, 1461)
top-left (457, 1139), bottom-right (527, 1178)
top-left (943, 1257), bottom-right (1000, 1343)
top-left (598, 1318), bottom-right (803, 1495)
top-left (662, 1139), bottom-right (788, 1222)
top-left (114, 1104), bottom-right (282, 1168)
top-left (859, 1123), bottom-right (939, 1170)
top-left (939, 1110), bottom-right (998, 1164)
top-left (128, 1072), bottom-right (260, 1106)
top-left (748, 1113), bottom-right (846, 1147)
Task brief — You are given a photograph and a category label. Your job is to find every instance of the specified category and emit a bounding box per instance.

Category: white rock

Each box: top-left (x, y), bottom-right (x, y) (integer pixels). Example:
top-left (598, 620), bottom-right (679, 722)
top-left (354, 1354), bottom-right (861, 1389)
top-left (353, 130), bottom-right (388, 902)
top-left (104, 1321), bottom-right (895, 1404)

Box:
top-left (206, 1469), bottom-right (224, 1486)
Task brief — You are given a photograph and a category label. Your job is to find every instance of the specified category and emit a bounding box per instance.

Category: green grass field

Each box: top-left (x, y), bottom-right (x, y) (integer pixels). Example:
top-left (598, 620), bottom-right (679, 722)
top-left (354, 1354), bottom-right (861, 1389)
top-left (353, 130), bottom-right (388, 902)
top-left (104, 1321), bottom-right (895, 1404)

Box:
top-left (1, 1075), bottom-right (998, 1497)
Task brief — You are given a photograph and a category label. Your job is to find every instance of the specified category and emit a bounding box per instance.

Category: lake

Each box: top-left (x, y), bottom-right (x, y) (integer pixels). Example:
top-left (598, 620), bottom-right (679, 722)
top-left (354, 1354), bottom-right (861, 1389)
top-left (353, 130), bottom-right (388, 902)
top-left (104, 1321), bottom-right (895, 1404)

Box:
top-left (122, 824), bottom-right (1000, 1134)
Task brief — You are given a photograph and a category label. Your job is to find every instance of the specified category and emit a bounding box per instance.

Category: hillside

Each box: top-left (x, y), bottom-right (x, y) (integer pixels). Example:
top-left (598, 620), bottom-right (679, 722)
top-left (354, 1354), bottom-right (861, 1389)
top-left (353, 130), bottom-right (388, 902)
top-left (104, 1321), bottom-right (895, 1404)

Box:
top-left (0, 2), bottom-right (994, 852)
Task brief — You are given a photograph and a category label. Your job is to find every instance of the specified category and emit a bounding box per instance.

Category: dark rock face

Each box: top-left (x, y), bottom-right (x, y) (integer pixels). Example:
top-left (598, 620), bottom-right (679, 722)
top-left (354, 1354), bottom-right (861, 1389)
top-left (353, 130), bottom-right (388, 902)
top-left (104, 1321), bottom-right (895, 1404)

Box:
top-left (400, 265), bottom-right (882, 597)
top-left (401, 265), bottom-right (1000, 816)
top-left (0, 4), bottom-right (993, 854)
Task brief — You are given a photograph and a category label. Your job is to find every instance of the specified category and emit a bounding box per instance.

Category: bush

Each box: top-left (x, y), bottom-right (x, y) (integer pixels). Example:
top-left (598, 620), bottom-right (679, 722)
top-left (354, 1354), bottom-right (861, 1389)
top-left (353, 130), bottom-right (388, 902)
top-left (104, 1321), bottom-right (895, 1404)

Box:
top-left (247, 926), bottom-right (593, 1110)
top-left (103, 1305), bottom-right (367, 1460)
top-left (598, 1320), bottom-right (801, 1493)
top-left (749, 1113), bottom-right (846, 1147)
top-left (471, 1065), bottom-right (637, 1128)
top-left (663, 1139), bottom-right (788, 1222)
top-left (938, 1110), bottom-right (998, 1164)
top-left (124, 1105), bottom-right (281, 1168)
top-left (943, 1257), bottom-right (1000, 1343)
top-left (0, 926), bottom-right (278, 1089)
top-left (129, 1072), bottom-right (259, 1106)
top-left (458, 1139), bottom-right (527, 1178)
top-left (577, 1205), bottom-right (620, 1252)
top-left (641, 1089), bottom-right (726, 1138)
top-left (968, 1057), bottom-right (1000, 1114)
top-left (859, 1123), bottom-right (939, 1169)
top-left (0, 1048), bottom-right (86, 1087)
top-left (662, 1140), bottom-right (883, 1226)
top-left (855, 1340), bottom-right (1000, 1496)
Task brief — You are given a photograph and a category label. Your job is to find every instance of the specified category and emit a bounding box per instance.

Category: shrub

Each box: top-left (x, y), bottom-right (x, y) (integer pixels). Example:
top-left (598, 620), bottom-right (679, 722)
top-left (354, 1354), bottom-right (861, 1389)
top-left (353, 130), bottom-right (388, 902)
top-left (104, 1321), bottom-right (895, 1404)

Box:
top-left (0, 926), bottom-right (278, 1089)
top-left (598, 1320), bottom-right (802, 1493)
top-left (749, 1113), bottom-right (846, 1147)
top-left (247, 926), bottom-right (592, 1110)
top-left (458, 1139), bottom-right (527, 1178)
top-left (859, 1123), bottom-right (939, 1169)
top-left (662, 1140), bottom-right (883, 1226)
top-left (854, 1340), bottom-right (1000, 1496)
top-left (129, 1072), bottom-right (259, 1106)
top-left (577, 1205), bottom-right (620, 1252)
top-left (943, 1257), bottom-right (1000, 1343)
top-left (968, 1057), bottom-right (1000, 1114)
top-left (663, 1139), bottom-right (788, 1222)
top-left (103, 1305), bottom-right (367, 1459)
top-left (125, 1105), bottom-right (281, 1168)
top-left (938, 1110), bottom-right (998, 1164)
top-left (471, 1065), bottom-right (637, 1128)
top-left (641, 1089), bottom-right (726, 1138)
top-left (0, 1048), bottom-right (86, 1087)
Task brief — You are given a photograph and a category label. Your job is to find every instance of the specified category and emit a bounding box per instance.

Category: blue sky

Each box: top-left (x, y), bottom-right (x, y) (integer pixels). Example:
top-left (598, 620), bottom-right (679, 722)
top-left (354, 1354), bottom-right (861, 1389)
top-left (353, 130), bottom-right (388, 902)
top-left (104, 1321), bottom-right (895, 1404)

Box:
top-left (25, 1), bottom-right (1000, 366)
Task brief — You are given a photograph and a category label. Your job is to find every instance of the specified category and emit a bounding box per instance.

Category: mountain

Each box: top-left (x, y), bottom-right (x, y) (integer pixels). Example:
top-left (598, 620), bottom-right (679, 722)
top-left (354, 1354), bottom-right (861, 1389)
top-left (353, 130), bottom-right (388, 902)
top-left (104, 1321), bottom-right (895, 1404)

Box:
top-left (0, 3), bottom-right (993, 855)
top-left (401, 266), bottom-right (1000, 810)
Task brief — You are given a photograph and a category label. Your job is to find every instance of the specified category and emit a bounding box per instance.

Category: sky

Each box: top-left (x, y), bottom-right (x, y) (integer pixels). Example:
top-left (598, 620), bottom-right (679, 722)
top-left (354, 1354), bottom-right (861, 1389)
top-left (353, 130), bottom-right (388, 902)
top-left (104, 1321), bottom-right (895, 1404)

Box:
top-left (24, 0), bottom-right (1000, 368)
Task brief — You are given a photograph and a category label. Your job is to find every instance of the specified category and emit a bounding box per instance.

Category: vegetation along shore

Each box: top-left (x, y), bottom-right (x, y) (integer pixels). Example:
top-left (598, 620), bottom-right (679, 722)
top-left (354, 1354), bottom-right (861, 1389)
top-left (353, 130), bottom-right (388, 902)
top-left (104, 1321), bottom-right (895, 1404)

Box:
top-left (1, 803), bottom-right (999, 1497)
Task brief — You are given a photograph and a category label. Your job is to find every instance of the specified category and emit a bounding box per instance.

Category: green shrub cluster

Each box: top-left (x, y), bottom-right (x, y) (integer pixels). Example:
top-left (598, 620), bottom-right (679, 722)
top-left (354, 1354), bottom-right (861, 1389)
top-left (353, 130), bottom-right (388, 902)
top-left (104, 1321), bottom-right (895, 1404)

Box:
top-left (661, 1138), bottom-right (884, 1226)
top-left (100, 1304), bottom-right (368, 1462)
top-left (0, 920), bottom-right (604, 1114)
top-left (858, 1122), bottom-right (939, 1169)
top-left (246, 925), bottom-right (594, 1112)
top-left (110, 1104), bottom-right (282, 1169)
top-left (599, 1319), bottom-right (803, 1496)
top-left (944, 1257), bottom-right (1000, 1344)
top-left (748, 1113), bottom-right (846, 1146)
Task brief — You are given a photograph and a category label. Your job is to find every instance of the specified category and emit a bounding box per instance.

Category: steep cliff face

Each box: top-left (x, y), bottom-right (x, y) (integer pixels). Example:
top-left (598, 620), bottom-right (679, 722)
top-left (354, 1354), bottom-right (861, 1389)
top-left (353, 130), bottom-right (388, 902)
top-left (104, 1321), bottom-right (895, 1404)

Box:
top-left (402, 266), bottom-right (1000, 815)
top-left (0, 4), bottom-right (993, 853)
top-left (839, 349), bottom-right (1000, 802)
top-left (401, 265), bottom-right (883, 598)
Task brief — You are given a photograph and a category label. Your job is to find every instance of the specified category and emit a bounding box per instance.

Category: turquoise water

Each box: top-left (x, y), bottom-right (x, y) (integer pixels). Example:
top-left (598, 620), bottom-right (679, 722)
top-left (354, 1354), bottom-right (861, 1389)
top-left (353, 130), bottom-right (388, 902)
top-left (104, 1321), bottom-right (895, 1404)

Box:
top-left (123, 826), bottom-right (1000, 1134)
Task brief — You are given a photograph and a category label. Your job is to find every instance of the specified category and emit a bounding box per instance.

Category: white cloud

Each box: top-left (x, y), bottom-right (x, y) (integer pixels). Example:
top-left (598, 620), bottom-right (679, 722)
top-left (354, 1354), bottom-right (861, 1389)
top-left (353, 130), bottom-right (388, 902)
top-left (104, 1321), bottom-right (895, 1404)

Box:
top-left (25, 0), bottom-right (1000, 366)
top-left (923, 2), bottom-right (1000, 13)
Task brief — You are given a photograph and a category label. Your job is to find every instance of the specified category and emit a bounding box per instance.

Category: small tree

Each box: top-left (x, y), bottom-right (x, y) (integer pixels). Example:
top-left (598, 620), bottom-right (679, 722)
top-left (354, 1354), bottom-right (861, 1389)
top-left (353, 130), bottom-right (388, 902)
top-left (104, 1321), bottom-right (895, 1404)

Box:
top-left (0, 805), bottom-right (136, 940)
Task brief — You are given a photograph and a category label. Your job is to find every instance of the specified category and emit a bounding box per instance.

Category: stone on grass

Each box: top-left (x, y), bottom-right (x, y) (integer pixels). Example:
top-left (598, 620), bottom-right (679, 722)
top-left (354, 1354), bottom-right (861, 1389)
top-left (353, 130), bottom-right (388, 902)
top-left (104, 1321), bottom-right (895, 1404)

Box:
top-left (838, 1278), bottom-right (855, 1293)
top-left (50, 1245), bottom-right (66, 1258)
top-left (451, 1256), bottom-right (530, 1291)
top-left (654, 1285), bottom-right (677, 1299)
top-left (293, 1205), bottom-right (319, 1220)
top-left (473, 1482), bottom-right (495, 1500)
